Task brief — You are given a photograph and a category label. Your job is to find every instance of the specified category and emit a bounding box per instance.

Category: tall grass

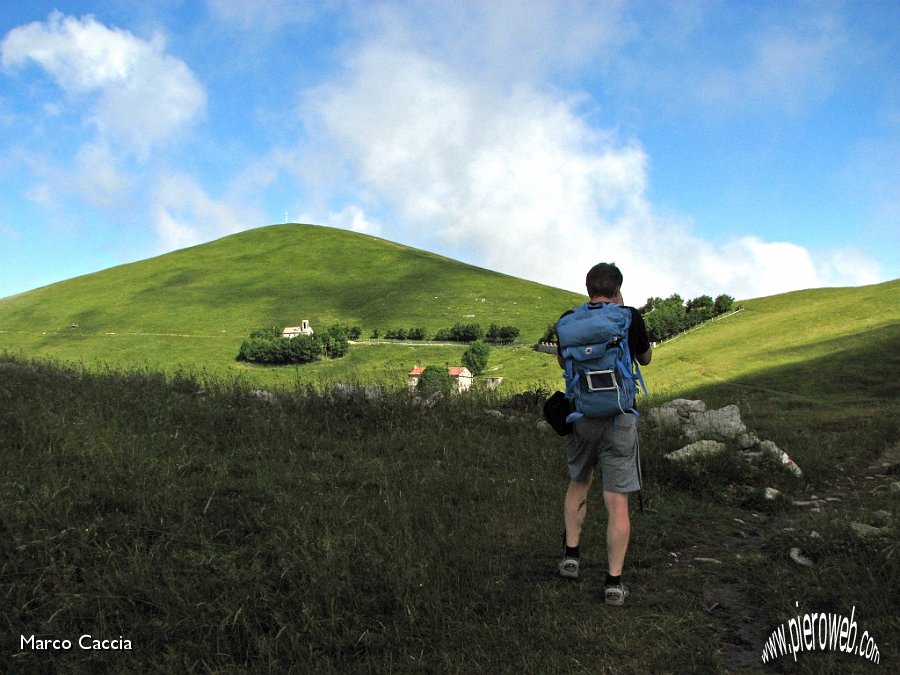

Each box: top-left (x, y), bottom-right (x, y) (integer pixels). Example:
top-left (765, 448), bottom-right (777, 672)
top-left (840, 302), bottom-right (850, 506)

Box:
top-left (2, 353), bottom-right (896, 673)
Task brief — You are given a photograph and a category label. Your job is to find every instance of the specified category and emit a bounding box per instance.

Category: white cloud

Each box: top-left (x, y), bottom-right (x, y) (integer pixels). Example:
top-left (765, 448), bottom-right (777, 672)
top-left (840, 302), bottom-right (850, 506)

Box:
top-left (325, 204), bottom-right (381, 235)
top-left (1, 11), bottom-right (205, 156)
top-left (152, 174), bottom-right (265, 251)
top-left (305, 17), bottom-right (881, 305)
top-left (72, 142), bottom-right (133, 209)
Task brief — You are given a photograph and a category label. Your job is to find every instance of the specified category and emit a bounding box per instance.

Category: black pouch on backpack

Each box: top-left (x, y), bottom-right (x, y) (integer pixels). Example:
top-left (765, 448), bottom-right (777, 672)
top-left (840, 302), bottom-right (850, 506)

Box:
top-left (543, 391), bottom-right (574, 436)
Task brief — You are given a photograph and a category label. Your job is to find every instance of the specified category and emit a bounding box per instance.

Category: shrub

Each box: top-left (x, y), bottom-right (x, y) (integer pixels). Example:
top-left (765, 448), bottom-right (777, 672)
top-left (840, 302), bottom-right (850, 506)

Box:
top-left (407, 327), bottom-right (428, 341)
top-left (433, 323), bottom-right (483, 342)
top-left (538, 323), bottom-right (558, 344)
top-left (485, 324), bottom-right (519, 344)
top-left (417, 365), bottom-right (453, 395)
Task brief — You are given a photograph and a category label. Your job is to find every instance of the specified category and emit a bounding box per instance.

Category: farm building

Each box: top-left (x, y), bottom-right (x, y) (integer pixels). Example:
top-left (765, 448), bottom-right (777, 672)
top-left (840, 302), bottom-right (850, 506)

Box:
top-left (408, 366), bottom-right (474, 392)
top-left (282, 320), bottom-right (313, 338)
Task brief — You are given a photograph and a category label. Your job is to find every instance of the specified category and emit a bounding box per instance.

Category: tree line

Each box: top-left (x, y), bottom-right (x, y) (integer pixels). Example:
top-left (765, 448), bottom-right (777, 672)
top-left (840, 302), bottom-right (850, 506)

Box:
top-left (538, 293), bottom-right (736, 345)
top-left (237, 322), bottom-right (502, 372)
top-left (376, 322), bottom-right (520, 344)
top-left (640, 293), bottom-right (735, 343)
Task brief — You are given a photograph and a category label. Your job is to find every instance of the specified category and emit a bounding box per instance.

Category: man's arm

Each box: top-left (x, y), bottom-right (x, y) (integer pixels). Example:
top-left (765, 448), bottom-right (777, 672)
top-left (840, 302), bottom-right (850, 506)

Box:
top-left (635, 346), bottom-right (652, 366)
top-left (628, 306), bottom-right (652, 366)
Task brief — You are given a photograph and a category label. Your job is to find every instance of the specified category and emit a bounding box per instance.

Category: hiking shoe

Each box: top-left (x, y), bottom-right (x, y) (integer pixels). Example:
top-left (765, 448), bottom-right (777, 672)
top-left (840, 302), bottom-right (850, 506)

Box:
top-left (604, 583), bottom-right (628, 606)
top-left (558, 557), bottom-right (579, 579)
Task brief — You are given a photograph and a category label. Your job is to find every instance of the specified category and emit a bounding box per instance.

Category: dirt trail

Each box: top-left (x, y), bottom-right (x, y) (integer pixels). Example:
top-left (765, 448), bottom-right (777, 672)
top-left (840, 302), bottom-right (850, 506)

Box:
top-left (677, 443), bottom-right (898, 673)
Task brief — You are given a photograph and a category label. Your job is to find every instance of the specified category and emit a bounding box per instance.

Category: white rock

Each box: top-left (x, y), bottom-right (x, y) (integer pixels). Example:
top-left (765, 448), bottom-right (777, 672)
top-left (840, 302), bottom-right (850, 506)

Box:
top-left (665, 440), bottom-right (727, 461)
top-left (662, 399), bottom-right (707, 413)
top-left (850, 522), bottom-right (890, 540)
top-left (790, 547), bottom-right (814, 567)
top-left (758, 440), bottom-right (803, 477)
top-left (684, 405), bottom-right (747, 442)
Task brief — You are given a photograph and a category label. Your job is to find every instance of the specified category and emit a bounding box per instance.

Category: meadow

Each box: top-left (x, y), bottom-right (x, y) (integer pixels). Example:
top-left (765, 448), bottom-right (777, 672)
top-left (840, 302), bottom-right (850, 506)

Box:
top-left (1, 227), bottom-right (897, 673)
top-left (2, 293), bottom-right (897, 673)
top-left (0, 224), bottom-right (582, 389)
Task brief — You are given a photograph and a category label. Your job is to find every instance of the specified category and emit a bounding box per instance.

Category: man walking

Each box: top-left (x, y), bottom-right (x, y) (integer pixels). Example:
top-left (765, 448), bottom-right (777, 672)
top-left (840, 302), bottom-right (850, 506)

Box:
top-left (555, 263), bottom-right (651, 605)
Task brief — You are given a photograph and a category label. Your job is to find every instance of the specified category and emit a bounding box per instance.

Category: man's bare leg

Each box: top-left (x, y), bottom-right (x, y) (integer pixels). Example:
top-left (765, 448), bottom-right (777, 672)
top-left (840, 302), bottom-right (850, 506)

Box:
top-left (603, 490), bottom-right (630, 576)
top-left (564, 476), bottom-right (593, 548)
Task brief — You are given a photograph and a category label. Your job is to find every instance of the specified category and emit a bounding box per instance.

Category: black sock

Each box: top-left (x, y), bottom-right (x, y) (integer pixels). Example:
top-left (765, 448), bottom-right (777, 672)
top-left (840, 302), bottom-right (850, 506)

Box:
top-left (605, 574), bottom-right (621, 587)
top-left (565, 545), bottom-right (580, 559)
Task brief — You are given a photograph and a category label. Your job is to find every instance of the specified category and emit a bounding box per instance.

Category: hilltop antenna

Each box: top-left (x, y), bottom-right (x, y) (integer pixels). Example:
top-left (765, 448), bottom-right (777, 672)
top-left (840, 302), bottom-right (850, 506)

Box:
top-left (284, 210), bottom-right (289, 224)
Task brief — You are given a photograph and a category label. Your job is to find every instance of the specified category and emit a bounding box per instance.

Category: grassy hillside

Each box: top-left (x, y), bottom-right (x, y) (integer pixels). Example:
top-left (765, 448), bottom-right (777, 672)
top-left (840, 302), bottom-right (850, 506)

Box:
top-left (1, 225), bottom-right (897, 396)
top-left (1, 274), bottom-right (898, 672)
top-left (649, 279), bottom-right (899, 399)
top-left (0, 224), bottom-right (582, 387)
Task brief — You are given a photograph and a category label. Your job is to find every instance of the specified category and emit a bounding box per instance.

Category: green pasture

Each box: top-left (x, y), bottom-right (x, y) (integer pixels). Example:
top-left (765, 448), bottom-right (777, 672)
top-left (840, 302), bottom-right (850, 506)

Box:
top-left (1, 231), bottom-right (897, 673)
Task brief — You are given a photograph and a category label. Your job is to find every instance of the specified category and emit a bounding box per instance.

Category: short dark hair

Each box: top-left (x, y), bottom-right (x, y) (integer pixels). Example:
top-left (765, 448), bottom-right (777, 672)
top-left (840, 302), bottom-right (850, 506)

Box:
top-left (585, 262), bottom-right (623, 298)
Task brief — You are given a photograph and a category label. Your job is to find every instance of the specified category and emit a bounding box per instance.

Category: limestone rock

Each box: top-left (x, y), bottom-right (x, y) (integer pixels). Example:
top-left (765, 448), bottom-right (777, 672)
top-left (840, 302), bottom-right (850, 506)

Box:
top-left (850, 522), bottom-right (891, 540)
top-left (684, 405), bottom-right (747, 442)
top-left (665, 440), bottom-right (727, 462)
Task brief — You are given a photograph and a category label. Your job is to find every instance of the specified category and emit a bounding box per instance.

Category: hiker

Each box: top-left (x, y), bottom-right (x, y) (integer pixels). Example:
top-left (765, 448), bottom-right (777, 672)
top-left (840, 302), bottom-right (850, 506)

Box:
top-left (555, 262), bottom-right (652, 605)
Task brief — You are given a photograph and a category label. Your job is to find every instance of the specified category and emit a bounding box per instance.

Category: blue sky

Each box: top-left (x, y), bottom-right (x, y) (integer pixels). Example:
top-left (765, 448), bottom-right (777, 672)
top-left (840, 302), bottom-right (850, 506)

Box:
top-left (1, 0), bottom-right (897, 305)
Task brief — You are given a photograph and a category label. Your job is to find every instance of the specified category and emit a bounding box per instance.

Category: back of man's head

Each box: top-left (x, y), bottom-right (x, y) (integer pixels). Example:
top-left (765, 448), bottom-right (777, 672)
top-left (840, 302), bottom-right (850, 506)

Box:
top-left (586, 262), bottom-right (623, 299)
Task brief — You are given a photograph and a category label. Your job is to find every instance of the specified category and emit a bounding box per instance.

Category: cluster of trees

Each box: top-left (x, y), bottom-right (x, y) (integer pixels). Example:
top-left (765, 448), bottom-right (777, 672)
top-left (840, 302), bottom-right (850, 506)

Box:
top-left (377, 322), bottom-right (519, 344)
top-left (382, 327), bottom-right (428, 341)
top-left (237, 325), bottom-right (353, 365)
top-left (640, 294), bottom-right (735, 343)
top-left (536, 293), bottom-right (736, 346)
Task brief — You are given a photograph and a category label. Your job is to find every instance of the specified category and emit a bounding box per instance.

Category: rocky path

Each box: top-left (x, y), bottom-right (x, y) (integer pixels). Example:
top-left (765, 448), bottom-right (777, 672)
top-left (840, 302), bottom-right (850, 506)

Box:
top-left (672, 443), bottom-right (898, 673)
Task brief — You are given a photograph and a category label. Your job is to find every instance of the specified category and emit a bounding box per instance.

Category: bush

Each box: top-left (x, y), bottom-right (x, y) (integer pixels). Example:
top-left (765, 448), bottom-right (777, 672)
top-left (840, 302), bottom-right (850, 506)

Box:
top-left (385, 328), bottom-right (408, 340)
top-left (462, 340), bottom-right (490, 376)
top-left (417, 365), bottom-right (453, 395)
top-left (538, 323), bottom-right (558, 344)
top-left (407, 327), bottom-right (428, 341)
top-left (485, 324), bottom-right (519, 344)
top-left (433, 323), bottom-right (483, 342)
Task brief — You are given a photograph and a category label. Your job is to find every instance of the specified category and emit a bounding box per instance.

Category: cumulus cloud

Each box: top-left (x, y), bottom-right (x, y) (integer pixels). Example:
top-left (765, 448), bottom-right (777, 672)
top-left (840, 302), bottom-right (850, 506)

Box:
top-left (152, 174), bottom-right (265, 251)
top-left (1, 11), bottom-right (206, 156)
top-left (301, 5), bottom-right (881, 303)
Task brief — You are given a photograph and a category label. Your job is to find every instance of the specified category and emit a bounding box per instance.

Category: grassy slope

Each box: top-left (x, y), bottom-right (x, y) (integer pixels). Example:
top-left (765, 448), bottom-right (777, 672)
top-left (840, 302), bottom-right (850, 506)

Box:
top-left (648, 279), bottom-right (900, 481)
top-left (649, 279), bottom-right (899, 400)
top-left (2, 263), bottom-right (898, 672)
top-left (0, 224), bottom-right (582, 388)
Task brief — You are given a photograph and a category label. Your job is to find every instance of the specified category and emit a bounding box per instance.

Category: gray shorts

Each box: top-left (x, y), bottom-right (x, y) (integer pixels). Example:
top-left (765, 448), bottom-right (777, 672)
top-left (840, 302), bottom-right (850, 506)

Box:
top-left (564, 413), bottom-right (641, 492)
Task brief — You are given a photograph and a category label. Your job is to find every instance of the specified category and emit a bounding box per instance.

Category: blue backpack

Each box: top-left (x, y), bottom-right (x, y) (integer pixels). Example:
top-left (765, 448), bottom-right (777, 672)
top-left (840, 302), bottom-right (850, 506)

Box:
top-left (556, 303), bottom-right (648, 422)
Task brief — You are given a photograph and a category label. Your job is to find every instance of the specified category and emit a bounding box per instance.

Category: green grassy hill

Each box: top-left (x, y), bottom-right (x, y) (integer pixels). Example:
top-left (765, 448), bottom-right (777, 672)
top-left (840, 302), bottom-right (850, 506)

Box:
top-left (1, 223), bottom-right (897, 397)
top-left (1, 236), bottom-right (897, 672)
top-left (650, 279), bottom-right (899, 400)
top-left (0, 223), bottom-right (583, 387)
